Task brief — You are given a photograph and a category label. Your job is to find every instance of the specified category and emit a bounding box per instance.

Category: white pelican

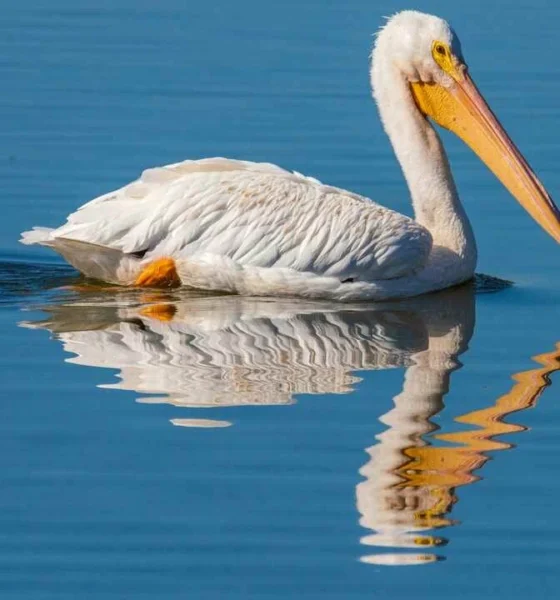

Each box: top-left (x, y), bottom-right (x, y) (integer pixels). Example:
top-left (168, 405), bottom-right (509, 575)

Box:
top-left (21, 10), bottom-right (560, 301)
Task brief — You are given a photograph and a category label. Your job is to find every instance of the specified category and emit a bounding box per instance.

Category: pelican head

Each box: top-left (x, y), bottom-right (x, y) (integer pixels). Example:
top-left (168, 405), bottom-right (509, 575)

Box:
top-left (373, 10), bottom-right (560, 243)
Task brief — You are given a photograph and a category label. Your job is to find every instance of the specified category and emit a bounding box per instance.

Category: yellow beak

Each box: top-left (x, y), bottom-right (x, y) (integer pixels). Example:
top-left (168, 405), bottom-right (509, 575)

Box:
top-left (410, 71), bottom-right (560, 243)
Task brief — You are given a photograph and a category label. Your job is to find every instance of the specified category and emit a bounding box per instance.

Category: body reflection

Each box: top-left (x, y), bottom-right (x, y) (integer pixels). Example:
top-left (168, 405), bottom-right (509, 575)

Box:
top-left (22, 282), bottom-right (559, 565)
top-left (24, 291), bottom-right (457, 406)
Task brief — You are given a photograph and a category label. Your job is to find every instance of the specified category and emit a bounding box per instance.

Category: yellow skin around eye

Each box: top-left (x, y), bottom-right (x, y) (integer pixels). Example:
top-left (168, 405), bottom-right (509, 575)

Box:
top-left (431, 40), bottom-right (464, 82)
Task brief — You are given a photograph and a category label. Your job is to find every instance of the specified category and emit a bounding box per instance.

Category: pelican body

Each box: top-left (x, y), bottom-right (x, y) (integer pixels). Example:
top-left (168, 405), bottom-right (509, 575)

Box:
top-left (21, 11), bottom-right (560, 301)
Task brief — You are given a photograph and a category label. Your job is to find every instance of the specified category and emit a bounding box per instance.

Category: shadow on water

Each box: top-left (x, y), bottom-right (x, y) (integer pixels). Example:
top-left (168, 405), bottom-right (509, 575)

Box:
top-left (4, 259), bottom-right (559, 565)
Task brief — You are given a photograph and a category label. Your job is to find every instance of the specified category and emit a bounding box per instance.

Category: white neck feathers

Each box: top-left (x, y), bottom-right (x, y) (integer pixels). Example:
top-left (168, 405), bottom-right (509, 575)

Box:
top-left (370, 48), bottom-right (476, 266)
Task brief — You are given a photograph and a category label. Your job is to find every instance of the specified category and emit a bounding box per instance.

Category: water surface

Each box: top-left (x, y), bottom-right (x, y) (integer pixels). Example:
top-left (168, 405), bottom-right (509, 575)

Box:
top-left (2, 1), bottom-right (560, 598)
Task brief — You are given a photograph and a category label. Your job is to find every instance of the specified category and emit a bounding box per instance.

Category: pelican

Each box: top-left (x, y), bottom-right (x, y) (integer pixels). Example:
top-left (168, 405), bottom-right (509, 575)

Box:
top-left (20, 10), bottom-right (560, 301)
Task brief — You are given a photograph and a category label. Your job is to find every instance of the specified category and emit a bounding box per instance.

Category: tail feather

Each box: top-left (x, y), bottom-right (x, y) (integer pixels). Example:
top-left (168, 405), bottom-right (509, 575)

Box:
top-left (20, 227), bottom-right (55, 246)
top-left (20, 230), bottom-right (139, 285)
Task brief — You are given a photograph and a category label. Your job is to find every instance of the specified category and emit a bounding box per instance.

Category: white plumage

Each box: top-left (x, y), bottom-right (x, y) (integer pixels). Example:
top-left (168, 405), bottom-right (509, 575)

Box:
top-left (21, 11), bottom-right (560, 300)
top-left (21, 158), bottom-right (434, 300)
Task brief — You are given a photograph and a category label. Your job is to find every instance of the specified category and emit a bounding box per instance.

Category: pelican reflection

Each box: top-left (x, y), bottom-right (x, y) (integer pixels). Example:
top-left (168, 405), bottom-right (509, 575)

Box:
top-left (21, 282), bottom-right (559, 565)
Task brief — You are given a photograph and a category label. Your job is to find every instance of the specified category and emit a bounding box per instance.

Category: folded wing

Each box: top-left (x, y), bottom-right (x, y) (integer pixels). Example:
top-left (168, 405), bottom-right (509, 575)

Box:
top-left (23, 158), bottom-right (432, 283)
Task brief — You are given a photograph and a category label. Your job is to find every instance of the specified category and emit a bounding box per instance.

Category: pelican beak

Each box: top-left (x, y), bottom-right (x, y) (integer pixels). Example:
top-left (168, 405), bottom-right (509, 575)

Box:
top-left (410, 68), bottom-right (560, 243)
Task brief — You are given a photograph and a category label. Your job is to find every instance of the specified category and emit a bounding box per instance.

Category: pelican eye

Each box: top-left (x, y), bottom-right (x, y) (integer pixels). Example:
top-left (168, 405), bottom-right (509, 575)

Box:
top-left (431, 40), bottom-right (462, 81)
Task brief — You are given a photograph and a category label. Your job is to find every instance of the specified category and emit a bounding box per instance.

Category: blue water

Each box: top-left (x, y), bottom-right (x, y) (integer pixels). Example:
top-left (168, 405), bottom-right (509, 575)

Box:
top-left (1, 1), bottom-right (560, 598)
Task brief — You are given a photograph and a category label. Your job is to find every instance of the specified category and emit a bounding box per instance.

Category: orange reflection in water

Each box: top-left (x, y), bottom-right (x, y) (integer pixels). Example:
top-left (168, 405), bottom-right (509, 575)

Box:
top-left (360, 343), bottom-right (560, 565)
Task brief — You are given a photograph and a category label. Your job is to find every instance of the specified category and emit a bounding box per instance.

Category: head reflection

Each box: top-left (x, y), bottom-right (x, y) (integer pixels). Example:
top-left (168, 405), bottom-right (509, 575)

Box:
top-left (22, 282), bottom-right (559, 565)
